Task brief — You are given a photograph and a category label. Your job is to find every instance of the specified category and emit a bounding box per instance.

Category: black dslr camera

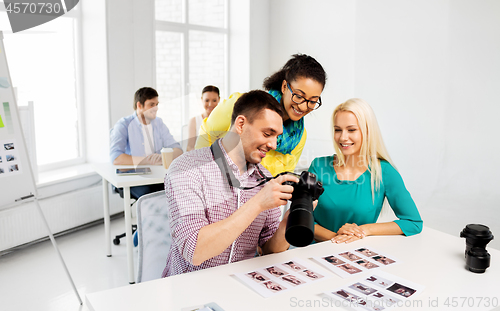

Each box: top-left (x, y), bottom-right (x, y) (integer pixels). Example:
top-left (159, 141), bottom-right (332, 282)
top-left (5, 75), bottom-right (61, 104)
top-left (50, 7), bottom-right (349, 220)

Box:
top-left (278, 171), bottom-right (324, 247)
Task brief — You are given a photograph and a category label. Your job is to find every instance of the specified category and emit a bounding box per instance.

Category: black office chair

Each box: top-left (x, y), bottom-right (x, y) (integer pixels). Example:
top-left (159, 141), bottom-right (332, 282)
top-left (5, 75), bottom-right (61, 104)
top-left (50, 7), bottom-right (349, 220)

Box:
top-left (112, 186), bottom-right (138, 245)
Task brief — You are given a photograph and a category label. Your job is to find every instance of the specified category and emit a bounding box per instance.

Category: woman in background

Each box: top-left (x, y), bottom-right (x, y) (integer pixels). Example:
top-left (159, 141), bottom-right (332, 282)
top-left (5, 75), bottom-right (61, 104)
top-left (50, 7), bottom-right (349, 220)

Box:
top-left (309, 98), bottom-right (422, 244)
top-left (186, 85), bottom-right (220, 151)
top-left (195, 54), bottom-right (326, 176)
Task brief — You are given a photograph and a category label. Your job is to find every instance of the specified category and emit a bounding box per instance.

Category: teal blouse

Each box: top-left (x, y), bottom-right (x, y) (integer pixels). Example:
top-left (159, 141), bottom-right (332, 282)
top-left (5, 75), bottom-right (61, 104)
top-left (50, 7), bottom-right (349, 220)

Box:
top-left (308, 156), bottom-right (423, 236)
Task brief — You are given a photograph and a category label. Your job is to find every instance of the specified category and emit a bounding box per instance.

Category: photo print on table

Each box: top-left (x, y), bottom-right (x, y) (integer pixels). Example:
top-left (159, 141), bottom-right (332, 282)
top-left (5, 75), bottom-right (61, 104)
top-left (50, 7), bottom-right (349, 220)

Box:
top-left (339, 251), bottom-right (363, 262)
top-left (6, 154), bottom-right (14, 162)
top-left (280, 274), bottom-right (306, 287)
top-left (365, 275), bottom-right (394, 289)
top-left (348, 282), bottom-right (378, 295)
top-left (382, 295), bottom-right (402, 307)
top-left (314, 247), bottom-right (401, 279)
top-left (265, 265), bottom-right (287, 277)
top-left (332, 289), bottom-right (367, 305)
top-left (233, 257), bottom-right (331, 298)
top-left (355, 247), bottom-right (379, 257)
top-left (246, 271), bottom-right (269, 283)
top-left (282, 260), bottom-right (305, 271)
top-left (371, 255), bottom-right (396, 266)
top-left (327, 285), bottom-right (399, 311)
top-left (324, 271), bottom-right (424, 311)
top-left (9, 164), bottom-right (19, 172)
top-left (338, 264), bottom-right (363, 275)
top-left (361, 289), bottom-right (398, 311)
top-left (373, 292), bottom-right (384, 298)
top-left (261, 280), bottom-right (287, 293)
top-left (298, 269), bottom-right (324, 280)
top-left (323, 255), bottom-right (345, 266)
top-left (356, 259), bottom-right (379, 269)
top-left (386, 283), bottom-right (417, 298)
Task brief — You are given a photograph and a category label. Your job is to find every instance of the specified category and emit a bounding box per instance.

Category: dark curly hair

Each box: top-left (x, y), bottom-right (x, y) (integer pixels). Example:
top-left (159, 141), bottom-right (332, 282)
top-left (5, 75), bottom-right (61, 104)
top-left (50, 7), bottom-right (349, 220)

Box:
top-left (262, 54), bottom-right (327, 91)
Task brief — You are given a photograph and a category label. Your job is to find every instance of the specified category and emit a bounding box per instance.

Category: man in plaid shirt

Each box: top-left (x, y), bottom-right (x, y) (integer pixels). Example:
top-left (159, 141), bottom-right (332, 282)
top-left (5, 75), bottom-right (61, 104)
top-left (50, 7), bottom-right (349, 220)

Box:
top-left (162, 90), bottom-right (300, 277)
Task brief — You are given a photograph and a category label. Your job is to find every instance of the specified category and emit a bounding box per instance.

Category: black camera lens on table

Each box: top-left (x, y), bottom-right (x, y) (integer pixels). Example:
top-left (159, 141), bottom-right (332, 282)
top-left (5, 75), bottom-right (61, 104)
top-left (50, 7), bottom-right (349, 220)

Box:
top-left (460, 224), bottom-right (494, 273)
top-left (278, 171), bottom-right (324, 247)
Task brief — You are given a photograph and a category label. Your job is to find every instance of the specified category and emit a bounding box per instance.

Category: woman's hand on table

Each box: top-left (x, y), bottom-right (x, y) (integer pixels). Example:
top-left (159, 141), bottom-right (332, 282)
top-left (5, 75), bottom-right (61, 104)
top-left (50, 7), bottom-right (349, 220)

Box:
top-left (331, 223), bottom-right (366, 243)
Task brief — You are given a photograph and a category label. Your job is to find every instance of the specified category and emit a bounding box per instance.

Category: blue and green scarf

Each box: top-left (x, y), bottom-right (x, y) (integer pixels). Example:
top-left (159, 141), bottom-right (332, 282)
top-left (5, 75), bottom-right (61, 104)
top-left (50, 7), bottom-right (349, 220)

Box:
top-left (268, 89), bottom-right (304, 155)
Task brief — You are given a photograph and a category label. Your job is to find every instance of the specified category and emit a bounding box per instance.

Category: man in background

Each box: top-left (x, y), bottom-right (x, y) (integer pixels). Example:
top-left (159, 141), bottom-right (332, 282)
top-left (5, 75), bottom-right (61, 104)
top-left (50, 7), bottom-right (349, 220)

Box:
top-left (110, 86), bottom-right (182, 198)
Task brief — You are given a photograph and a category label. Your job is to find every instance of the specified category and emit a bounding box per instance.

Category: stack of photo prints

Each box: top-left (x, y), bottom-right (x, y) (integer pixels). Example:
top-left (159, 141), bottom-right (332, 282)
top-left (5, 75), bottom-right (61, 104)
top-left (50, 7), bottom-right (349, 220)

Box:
top-left (233, 258), bottom-right (330, 298)
top-left (313, 247), bottom-right (399, 278)
top-left (323, 271), bottom-right (425, 311)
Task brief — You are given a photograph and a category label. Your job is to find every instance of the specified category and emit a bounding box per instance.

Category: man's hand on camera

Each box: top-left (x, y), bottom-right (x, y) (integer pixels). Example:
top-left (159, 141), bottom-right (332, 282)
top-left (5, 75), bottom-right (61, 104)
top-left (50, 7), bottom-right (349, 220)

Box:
top-left (252, 173), bottom-right (299, 212)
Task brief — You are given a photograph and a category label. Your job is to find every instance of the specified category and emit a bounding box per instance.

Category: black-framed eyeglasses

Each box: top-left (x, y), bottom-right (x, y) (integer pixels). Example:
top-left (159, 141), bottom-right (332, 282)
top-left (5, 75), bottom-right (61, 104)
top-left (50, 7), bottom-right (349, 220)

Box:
top-left (286, 82), bottom-right (322, 110)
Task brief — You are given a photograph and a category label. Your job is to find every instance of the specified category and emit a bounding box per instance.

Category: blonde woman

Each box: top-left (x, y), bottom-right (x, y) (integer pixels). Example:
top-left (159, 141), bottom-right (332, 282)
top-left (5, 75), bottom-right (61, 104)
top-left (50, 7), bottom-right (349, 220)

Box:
top-left (309, 98), bottom-right (422, 244)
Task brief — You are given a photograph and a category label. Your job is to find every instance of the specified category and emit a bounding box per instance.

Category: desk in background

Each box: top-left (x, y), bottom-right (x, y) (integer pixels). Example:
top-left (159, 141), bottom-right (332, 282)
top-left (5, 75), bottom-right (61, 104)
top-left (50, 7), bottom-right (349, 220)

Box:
top-left (92, 163), bottom-right (167, 284)
top-left (86, 227), bottom-right (500, 310)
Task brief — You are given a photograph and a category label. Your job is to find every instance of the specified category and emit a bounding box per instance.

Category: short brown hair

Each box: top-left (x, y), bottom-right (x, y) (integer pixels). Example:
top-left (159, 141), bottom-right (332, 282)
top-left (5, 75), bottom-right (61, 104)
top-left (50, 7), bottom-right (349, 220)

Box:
top-left (133, 87), bottom-right (159, 110)
top-left (230, 90), bottom-right (285, 126)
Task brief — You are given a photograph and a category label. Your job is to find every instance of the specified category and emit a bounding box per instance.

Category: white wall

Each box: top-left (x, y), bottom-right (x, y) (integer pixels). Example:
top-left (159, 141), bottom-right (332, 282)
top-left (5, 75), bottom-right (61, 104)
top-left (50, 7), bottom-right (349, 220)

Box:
top-left (269, 0), bottom-right (356, 169)
top-left (249, 0), bottom-right (270, 90)
top-left (228, 0), bottom-right (273, 94)
top-left (81, 0), bottom-right (110, 163)
top-left (268, 0), bottom-right (500, 249)
top-left (106, 0), bottom-right (155, 126)
top-left (106, 0), bottom-right (135, 126)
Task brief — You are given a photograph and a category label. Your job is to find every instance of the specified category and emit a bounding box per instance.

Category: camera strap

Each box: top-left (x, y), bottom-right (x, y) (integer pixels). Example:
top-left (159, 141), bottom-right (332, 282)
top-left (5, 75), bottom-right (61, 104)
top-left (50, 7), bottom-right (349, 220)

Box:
top-left (210, 139), bottom-right (272, 190)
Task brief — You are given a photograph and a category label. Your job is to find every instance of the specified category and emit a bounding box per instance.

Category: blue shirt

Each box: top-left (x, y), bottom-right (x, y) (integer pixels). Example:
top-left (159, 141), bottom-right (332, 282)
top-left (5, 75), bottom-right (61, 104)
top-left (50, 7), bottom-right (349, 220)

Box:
top-left (109, 112), bottom-right (181, 163)
top-left (308, 156), bottom-right (423, 236)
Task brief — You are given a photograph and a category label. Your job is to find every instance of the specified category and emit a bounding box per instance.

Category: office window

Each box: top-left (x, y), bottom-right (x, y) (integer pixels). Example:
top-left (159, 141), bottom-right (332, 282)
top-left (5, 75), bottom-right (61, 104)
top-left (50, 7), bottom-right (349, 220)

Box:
top-left (0, 9), bottom-right (83, 171)
top-left (155, 0), bottom-right (227, 143)
top-left (155, 0), bottom-right (183, 23)
top-left (155, 31), bottom-right (183, 139)
top-left (188, 0), bottom-right (226, 28)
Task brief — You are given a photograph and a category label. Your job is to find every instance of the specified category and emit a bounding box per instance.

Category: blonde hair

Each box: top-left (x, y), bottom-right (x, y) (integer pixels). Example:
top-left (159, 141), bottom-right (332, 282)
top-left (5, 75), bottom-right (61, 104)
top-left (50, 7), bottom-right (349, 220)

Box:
top-left (332, 98), bottom-right (394, 201)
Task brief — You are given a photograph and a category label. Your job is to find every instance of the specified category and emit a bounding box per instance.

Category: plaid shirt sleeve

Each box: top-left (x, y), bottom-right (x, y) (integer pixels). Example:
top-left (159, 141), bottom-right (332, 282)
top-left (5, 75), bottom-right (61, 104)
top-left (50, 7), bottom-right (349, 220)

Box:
top-left (258, 206), bottom-right (282, 248)
top-left (165, 161), bottom-right (208, 265)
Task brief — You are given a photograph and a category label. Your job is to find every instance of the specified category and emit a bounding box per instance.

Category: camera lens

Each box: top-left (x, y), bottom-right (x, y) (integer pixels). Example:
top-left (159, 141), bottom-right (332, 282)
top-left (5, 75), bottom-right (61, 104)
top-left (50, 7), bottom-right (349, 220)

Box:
top-left (285, 195), bottom-right (315, 247)
top-left (284, 171), bottom-right (324, 247)
top-left (466, 247), bottom-right (491, 273)
top-left (460, 224), bottom-right (494, 273)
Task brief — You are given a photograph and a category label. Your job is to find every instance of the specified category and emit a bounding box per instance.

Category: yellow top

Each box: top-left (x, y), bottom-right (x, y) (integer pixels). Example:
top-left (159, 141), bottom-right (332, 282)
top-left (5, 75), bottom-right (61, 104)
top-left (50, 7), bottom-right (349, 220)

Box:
top-left (195, 92), bottom-right (307, 176)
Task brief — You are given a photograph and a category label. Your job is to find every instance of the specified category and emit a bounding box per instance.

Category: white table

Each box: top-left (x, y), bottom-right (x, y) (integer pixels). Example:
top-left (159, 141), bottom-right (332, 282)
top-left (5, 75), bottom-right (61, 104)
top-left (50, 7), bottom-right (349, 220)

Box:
top-left (86, 227), bottom-right (500, 310)
top-left (92, 163), bottom-right (167, 284)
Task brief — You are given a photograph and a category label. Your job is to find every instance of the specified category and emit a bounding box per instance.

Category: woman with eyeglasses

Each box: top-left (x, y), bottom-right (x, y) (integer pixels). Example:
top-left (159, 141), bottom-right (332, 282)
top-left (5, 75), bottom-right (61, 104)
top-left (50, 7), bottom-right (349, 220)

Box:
top-left (195, 54), bottom-right (326, 176)
top-left (309, 98), bottom-right (423, 244)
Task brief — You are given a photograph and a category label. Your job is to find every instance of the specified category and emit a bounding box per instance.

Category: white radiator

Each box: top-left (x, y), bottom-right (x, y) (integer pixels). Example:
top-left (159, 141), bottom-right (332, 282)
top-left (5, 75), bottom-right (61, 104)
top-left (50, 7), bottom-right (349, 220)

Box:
top-left (0, 185), bottom-right (122, 252)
